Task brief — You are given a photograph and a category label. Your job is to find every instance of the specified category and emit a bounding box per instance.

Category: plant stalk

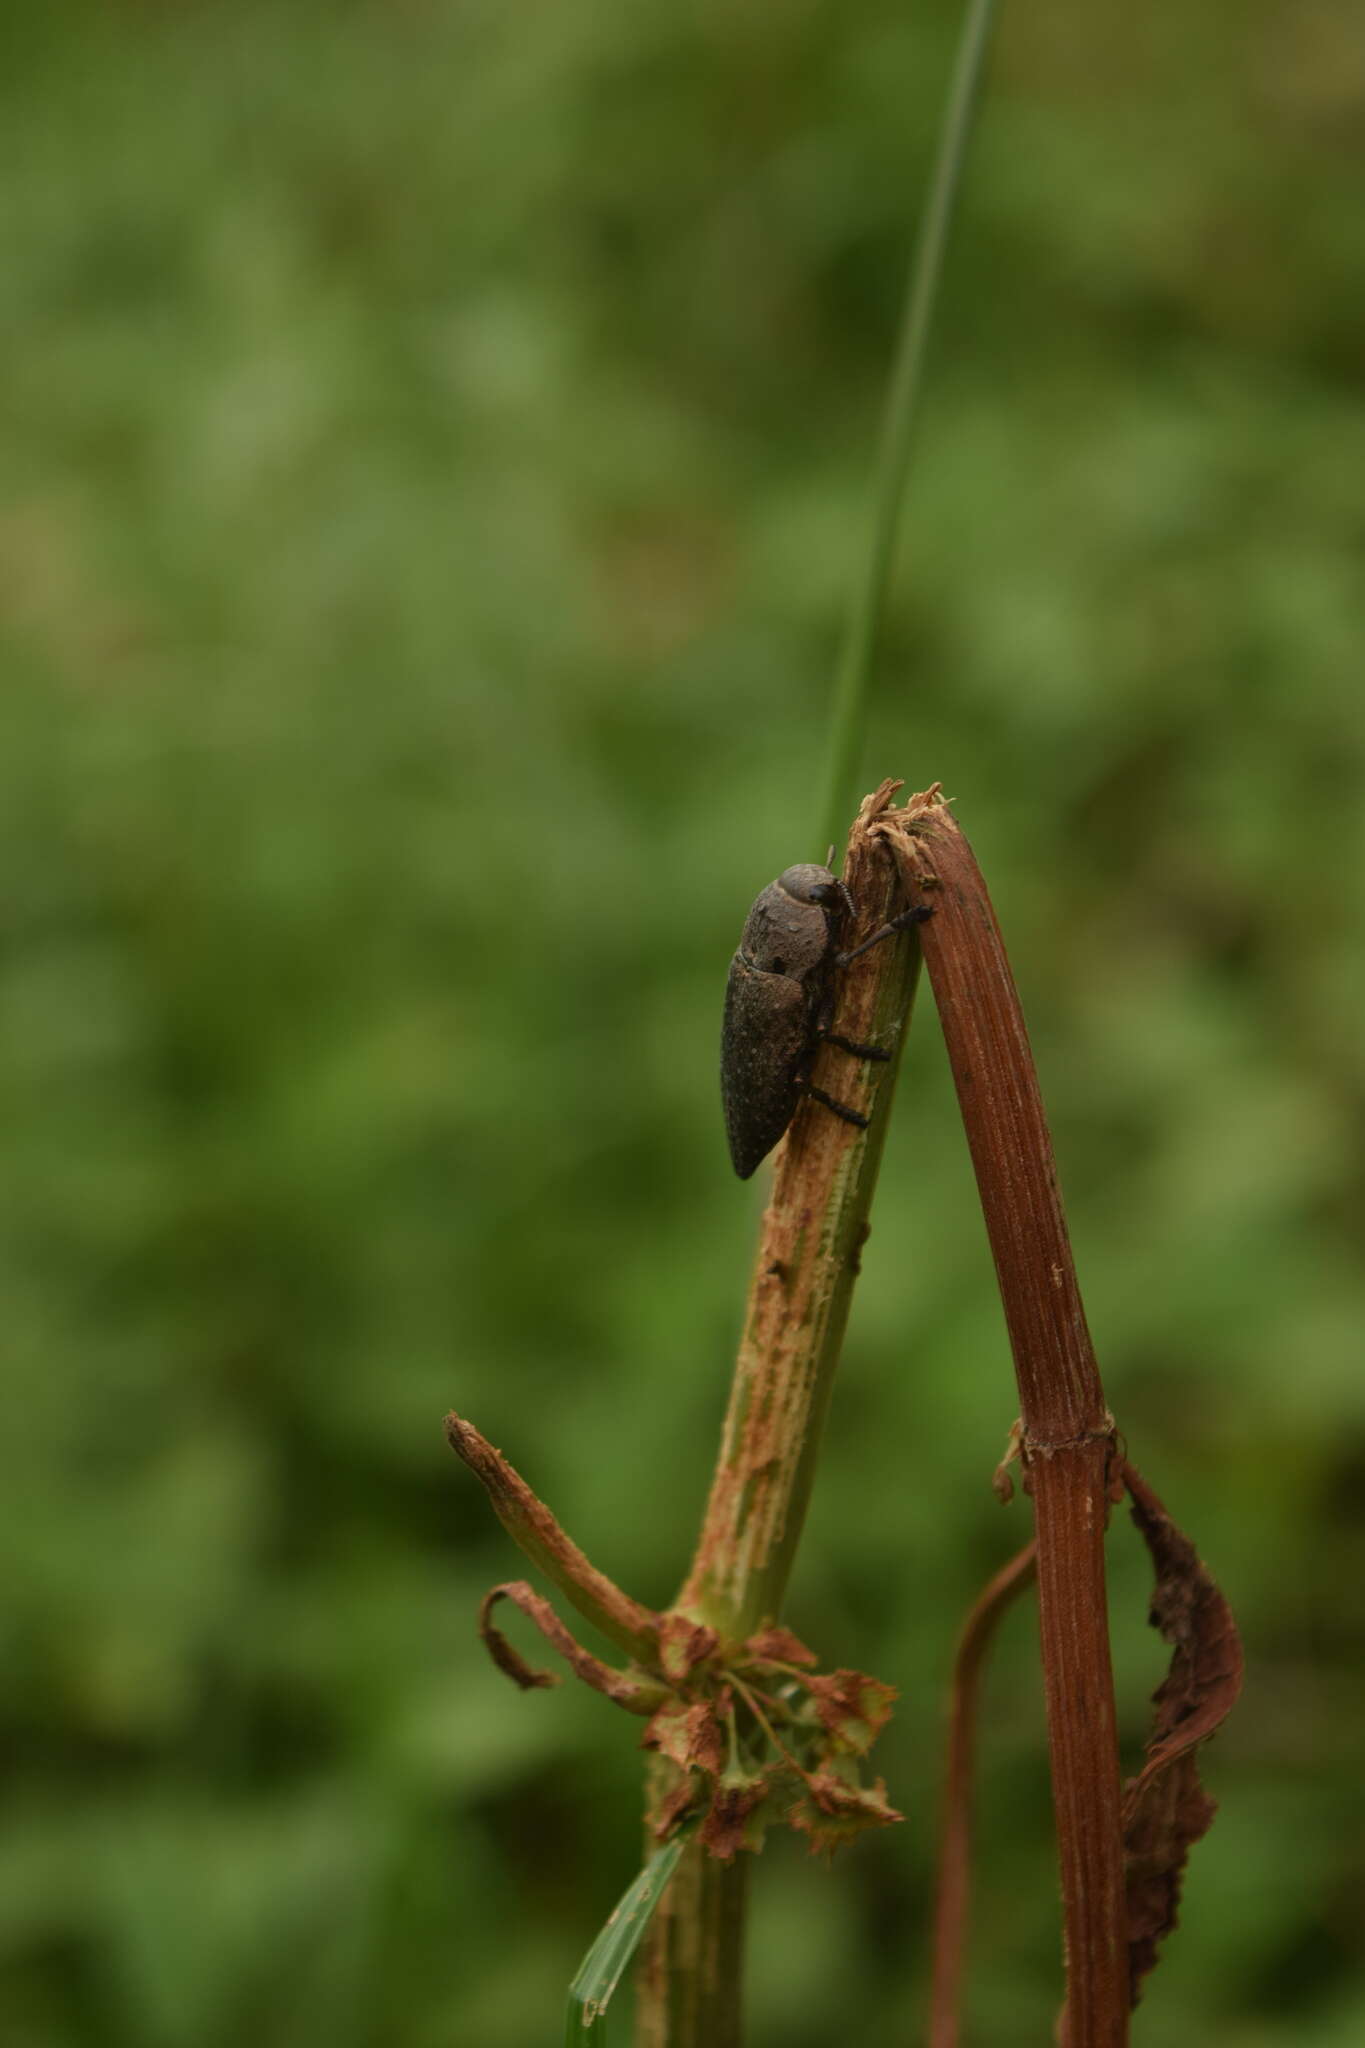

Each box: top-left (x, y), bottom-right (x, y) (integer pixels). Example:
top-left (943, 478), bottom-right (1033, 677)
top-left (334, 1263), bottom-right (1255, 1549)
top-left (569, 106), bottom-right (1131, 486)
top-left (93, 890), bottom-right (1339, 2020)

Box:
top-left (881, 799), bottom-right (1129, 2047)
top-left (929, 1540), bottom-right (1038, 2048)
top-left (679, 784), bottom-right (931, 1640)
top-left (633, 781), bottom-right (932, 2047)
top-left (633, 1765), bottom-right (748, 2048)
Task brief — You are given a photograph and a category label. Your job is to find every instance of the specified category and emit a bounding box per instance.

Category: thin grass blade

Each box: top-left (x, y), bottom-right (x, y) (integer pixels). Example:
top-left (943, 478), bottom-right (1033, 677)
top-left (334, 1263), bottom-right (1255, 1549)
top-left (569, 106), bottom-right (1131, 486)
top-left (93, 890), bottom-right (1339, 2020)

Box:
top-left (818, 0), bottom-right (1000, 854)
top-left (565, 1827), bottom-right (696, 2043)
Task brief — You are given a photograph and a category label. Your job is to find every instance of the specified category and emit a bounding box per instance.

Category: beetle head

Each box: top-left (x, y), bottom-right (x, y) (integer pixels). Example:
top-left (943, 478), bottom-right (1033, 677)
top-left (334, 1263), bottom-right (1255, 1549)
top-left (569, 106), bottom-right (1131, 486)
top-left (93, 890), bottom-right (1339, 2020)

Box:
top-left (776, 864), bottom-right (856, 923)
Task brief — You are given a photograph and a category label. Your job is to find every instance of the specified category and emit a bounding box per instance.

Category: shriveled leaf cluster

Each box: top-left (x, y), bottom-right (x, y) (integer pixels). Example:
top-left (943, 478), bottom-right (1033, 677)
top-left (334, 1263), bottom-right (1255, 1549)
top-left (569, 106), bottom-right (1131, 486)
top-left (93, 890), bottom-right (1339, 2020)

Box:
top-left (450, 1409), bottom-right (904, 1870)
top-left (641, 1625), bottom-right (901, 1861)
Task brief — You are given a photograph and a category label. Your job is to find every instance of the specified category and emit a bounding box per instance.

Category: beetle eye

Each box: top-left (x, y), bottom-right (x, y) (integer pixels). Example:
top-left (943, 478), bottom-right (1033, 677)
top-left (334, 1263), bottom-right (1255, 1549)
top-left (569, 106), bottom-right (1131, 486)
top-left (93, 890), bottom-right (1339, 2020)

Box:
top-left (770, 957), bottom-right (785, 974)
top-left (813, 879), bottom-right (856, 919)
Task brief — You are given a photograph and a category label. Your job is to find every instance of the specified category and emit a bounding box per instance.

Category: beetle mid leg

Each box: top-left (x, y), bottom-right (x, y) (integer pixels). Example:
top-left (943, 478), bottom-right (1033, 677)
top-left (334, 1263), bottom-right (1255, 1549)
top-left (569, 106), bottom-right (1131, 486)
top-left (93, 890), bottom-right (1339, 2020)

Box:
top-left (812, 983), bottom-right (892, 1063)
top-left (798, 1001), bottom-right (875, 1128)
top-left (800, 1080), bottom-right (870, 1129)
top-left (820, 1027), bottom-right (891, 1060)
top-left (792, 901), bottom-right (932, 1134)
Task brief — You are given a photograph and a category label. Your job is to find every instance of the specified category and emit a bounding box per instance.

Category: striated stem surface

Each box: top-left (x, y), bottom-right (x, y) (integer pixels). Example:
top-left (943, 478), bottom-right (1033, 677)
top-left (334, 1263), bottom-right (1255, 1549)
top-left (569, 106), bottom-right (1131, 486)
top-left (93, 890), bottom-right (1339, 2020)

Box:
top-left (636, 780), bottom-right (930, 2048)
top-left (677, 781), bottom-right (932, 1641)
top-left (881, 798), bottom-right (1129, 2048)
top-left (635, 1757), bottom-right (748, 2048)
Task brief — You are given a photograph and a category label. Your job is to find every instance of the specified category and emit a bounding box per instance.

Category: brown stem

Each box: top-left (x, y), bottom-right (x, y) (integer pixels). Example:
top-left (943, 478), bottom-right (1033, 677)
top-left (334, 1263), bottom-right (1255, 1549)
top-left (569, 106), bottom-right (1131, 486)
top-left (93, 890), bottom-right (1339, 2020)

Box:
top-left (879, 799), bottom-right (1129, 2048)
top-left (929, 1541), bottom-right (1037, 2048)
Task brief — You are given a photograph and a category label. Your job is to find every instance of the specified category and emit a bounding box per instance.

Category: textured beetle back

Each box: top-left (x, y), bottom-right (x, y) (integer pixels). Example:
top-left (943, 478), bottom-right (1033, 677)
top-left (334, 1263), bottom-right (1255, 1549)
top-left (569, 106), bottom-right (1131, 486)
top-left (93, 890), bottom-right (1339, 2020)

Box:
top-left (720, 956), bottom-right (811, 1178)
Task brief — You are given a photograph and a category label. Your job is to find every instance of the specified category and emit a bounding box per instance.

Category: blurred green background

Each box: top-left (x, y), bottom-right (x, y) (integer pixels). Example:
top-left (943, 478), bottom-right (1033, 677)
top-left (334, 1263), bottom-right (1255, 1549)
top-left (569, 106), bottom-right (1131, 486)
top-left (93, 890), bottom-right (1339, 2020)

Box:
top-left (4, 2), bottom-right (1363, 2043)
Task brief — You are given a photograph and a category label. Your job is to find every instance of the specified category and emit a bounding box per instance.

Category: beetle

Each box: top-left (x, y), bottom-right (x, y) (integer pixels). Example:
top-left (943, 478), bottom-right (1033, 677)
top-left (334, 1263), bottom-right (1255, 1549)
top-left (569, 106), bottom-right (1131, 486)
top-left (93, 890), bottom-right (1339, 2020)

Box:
top-left (720, 861), bottom-right (931, 1179)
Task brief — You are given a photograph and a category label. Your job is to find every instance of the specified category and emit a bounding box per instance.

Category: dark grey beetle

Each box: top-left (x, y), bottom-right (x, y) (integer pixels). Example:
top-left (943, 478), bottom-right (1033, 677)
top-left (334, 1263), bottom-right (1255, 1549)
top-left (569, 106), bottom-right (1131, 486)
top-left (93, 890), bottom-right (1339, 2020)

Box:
top-left (721, 862), bottom-right (930, 1179)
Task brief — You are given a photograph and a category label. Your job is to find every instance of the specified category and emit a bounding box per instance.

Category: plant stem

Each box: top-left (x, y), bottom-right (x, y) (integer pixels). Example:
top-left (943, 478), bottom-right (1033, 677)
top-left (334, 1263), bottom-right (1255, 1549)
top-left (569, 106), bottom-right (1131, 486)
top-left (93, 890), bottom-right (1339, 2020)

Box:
top-left (881, 800), bottom-right (1129, 2047)
top-left (634, 781), bottom-right (930, 2048)
top-left (818, 0), bottom-right (1000, 857)
top-left (930, 1540), bottom-right (1037, 2048)
top-left (635, 7), bottom-right (1003, 2032)
top-left (678, 784), bottom-right (928, 1640)
top-left (634, 1785), bottom-right (748, 2048)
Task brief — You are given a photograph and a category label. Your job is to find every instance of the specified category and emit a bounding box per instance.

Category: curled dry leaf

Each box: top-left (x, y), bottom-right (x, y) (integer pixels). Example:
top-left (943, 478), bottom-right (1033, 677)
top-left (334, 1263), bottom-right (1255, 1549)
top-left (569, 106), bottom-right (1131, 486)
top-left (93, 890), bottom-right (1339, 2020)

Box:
top-left (478, 1583), bottom-right (559, 1693)
top-left (1120, 1460), bottom-right (1244, 2005)
top-left (478, 1581), bottom-right (664, 1715)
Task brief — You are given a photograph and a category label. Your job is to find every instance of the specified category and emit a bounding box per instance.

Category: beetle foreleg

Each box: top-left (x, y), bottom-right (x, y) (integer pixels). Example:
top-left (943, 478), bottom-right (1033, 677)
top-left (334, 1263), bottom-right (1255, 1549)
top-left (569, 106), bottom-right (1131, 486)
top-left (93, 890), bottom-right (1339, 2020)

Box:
top-left (834, 902), bottom-right (932, 968)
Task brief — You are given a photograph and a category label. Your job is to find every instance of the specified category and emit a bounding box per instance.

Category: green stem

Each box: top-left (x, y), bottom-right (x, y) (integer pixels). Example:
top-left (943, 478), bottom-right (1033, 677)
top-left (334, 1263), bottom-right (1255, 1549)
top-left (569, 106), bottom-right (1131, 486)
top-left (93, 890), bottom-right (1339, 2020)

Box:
top-left (633, 1787), bottom-right (748, 2048)
top-left (677, 785), bottom-right (927, 1640)
top-left (635, 786), bottom-right (936, 2048)
top-left (818, 0), bottom-right (1000, 856)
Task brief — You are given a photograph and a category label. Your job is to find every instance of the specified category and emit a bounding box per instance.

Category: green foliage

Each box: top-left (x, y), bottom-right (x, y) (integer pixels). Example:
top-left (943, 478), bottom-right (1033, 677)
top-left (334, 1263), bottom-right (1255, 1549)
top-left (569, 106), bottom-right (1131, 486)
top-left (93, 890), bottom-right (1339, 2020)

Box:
top-left (2, 3), bottom-right (1363, 2044)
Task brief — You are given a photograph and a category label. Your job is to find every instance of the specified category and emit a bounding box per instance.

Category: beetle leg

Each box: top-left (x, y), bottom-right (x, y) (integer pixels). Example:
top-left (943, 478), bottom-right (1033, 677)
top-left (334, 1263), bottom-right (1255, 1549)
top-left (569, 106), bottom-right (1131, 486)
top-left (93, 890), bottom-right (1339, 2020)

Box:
top-left (835, 902), bottom-right (932, 968)
top-left (820, 1027), bottom-right (891, 1061)
top-left (811, 982), bottom-right (891, 1069)
top-left (801, 1082), bottom-right (870, 1129)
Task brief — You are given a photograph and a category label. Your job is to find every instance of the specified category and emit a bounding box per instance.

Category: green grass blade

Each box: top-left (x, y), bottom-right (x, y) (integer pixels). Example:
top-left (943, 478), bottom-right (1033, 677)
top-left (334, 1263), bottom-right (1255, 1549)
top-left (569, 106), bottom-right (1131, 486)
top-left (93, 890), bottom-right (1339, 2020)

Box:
top-left (565, 1828), bottom-right (696, 2043)
top-left (818, 0), bottom-right (1001, 856)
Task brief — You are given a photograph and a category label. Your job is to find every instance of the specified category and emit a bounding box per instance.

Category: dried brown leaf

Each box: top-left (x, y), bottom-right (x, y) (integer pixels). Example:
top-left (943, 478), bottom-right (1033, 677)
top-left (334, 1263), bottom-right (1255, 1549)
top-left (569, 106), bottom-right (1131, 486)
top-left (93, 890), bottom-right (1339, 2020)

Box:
top-left (744, 1626), bottom-right (818, 1669)
top-left (1119, 1461), bottom-right (1244, 2005)
top-left (642, 1698), bottom-right (727, 1776)
top-left (789, 1769), bottom-right (904, 1856)
top-left (652, 1771), bottom-right (700, 1841)
top-left (806, 1668), bottom-right (898, 1755)
top-left (701, 1775), bottom-right (772, 1862)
